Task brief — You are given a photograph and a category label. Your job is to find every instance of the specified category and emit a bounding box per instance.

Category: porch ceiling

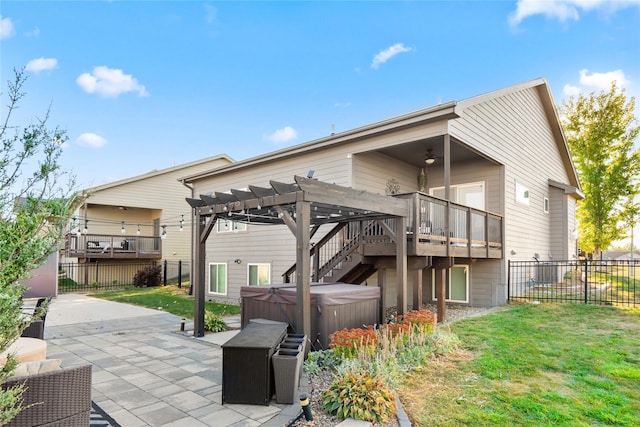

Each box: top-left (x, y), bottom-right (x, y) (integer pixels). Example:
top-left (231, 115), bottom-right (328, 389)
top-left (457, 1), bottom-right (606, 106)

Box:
top-left (377, 135), bottom-right (494, 168)
top-left (186, 175), bottom-right (409, 225)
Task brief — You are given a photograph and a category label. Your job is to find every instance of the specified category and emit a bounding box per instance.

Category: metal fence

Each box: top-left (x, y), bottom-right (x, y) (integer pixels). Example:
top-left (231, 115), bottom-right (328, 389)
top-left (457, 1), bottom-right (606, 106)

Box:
top-left (58, 260), bottom-right (190, 293)
top-left (508, 259), bottom-right (639, 306)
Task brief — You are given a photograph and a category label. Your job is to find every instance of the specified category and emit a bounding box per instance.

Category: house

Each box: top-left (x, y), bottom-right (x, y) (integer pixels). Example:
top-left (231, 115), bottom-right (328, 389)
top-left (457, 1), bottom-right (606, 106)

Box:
top-left (61, 155), bottom-right (233, 286)
top-left (180, 78), bottom-right (583, 336)
top-left (602, 250), bottom-right (640, 262)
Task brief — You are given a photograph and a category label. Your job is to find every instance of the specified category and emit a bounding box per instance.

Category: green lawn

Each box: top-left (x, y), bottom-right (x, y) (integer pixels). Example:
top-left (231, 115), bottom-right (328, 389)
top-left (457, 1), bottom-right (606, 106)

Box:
top-left (400, 303), bottom-right (640, 426)
top-left (90, 285), bottom-right (241, 319)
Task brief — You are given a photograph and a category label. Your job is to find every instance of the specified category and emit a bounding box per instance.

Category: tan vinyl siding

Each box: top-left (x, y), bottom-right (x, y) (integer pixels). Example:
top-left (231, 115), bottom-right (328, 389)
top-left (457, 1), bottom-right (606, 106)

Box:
top-left (77, 157), bottom-right (231, 262)
top-left (452, 87), bottom-right (571, 263)
top-left (352, 152), bottom-right (420, 195)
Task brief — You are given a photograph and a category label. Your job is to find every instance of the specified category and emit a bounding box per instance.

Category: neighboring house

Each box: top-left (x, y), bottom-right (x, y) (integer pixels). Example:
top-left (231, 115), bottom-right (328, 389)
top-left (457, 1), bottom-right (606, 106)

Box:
top-left (61, 155), bottom-right (233, 285)
top-left (602, 250), bottom-right (640, 262)
top-left (181, 79), bottom-right (582, 314)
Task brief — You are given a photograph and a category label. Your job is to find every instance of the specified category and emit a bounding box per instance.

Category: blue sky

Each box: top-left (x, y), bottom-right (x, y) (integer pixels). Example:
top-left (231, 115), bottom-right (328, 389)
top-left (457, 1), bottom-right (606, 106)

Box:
top-left (2, 2), bottom-right (639, 199)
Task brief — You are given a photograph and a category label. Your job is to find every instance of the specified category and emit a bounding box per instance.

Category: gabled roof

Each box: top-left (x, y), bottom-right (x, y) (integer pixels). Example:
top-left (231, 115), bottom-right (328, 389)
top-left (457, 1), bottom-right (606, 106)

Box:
top-left (180, 102), bottom-right (458, 183)
top-left (181, 79), bottom-right (581, 193)
top-left (87, 154), bottom-right (233, 193)
top-left (456, 78), bottom-right (581, 191)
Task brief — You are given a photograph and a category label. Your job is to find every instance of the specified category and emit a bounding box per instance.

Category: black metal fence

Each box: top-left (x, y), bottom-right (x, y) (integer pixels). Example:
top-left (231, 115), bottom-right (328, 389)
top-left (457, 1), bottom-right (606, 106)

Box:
top-left (58, 260), bottom-right (190, 293)
top-left (508, 259), bottom-right (640, 306)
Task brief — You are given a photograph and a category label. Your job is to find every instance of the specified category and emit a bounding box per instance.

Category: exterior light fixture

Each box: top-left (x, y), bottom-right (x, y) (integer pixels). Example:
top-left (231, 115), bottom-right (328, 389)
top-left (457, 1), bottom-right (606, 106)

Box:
top-left (83, 220), bottom-right (88, 234)
top-left (179, 215), bottom-right (184, 232)
top-left (425, 148), bottom-right (436, 165)
top-left (136, 225), bottom-right (141, 236)
top-left (161, 225), bottom-right (167, 240)
top-left (121, 221), bottom-right (126, 234)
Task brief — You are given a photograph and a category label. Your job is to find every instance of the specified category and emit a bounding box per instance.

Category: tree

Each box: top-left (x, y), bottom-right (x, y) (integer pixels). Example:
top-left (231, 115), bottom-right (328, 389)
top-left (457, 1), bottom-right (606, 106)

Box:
top-left (561, 82), bottom-right (640, 257)
top-left (0, 68), bottom-right (83, 423)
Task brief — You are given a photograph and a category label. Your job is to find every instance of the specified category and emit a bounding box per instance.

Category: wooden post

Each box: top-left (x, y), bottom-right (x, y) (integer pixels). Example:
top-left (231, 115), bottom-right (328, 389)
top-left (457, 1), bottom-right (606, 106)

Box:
top-left (413, 268), bottom-right (423, 310)
top-left (194, 212), bottom-right (206, 337)
top-left (378, 269), bottom-right (386, 324)
top-left (296, 200), bottom-right (311, 340)
top-left (396, 216), bottom-right (408, 317)
top-left (433, 257), bottom-right (452, 323)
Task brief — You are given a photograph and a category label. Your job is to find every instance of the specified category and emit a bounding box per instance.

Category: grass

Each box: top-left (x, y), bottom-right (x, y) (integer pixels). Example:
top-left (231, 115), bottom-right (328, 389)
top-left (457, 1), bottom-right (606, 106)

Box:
top-left (398, 303), bottom-right (640, 426)
top-left (90, 284), bottom-right (241, 320)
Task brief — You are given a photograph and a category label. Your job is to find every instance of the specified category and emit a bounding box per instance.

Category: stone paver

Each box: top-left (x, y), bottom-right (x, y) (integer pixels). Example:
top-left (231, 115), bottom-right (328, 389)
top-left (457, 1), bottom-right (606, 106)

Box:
top-left (44, 293), bottom-right (308, 427)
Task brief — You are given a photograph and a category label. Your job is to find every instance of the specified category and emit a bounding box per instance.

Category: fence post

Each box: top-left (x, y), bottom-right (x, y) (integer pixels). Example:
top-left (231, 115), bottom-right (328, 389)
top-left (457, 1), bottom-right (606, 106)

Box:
top-left (163, 260), bottom-right (168, 286)
top-left (583, 258), bottom-right (589, 304)
top-left (178, 260), bottom-right (182, 289)
top-left (95, 261), bottom-right (99, 284)
top-left (507, 259), bottom-right (511, 303)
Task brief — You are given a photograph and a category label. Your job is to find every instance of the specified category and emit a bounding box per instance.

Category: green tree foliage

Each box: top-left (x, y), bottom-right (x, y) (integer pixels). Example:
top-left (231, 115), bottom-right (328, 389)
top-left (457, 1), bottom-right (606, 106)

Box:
top-left (0, 68), bottom-right (83, 423)
top-left (561, 82), bottom-right (640, 256)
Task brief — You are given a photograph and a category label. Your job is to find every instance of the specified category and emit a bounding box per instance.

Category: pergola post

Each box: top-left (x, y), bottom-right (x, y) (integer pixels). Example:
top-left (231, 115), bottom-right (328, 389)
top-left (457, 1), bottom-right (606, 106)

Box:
top-left (295, 200), bottom-right (311, 340)
top-left (194, 212), bottom-right (206, 337)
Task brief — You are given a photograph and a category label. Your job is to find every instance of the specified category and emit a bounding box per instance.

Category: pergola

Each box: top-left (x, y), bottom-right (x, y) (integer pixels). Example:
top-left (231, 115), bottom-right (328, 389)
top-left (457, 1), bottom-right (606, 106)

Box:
top-left (186, 175), bottom-right (411, 337)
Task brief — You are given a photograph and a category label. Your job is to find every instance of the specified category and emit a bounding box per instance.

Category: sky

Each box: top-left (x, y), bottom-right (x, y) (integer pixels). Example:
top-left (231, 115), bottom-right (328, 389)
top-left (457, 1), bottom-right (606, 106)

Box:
top-left (1, 0), bottom-right (640, 245)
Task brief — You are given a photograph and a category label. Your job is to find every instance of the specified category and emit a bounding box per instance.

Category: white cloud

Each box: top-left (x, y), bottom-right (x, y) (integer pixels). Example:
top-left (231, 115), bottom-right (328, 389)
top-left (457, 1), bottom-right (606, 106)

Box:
top-left (76, 66), bottom-right (149, 98)
top-left (266, 126), bottom-right (298, 143)
top-left (25, 57), bottom-right (58, 73)
top-left (509, 0), bottom-right (640, 26)
top-left (0, 15), bottom-right (15, 40)
top-left (563, 84), bottom-right (582, 97)
top-left (563, 69), bottom-right (630, 96)
top-left (371, 43), bottom-right (414, 69)
top-left (204, 4), bottom-right (217, 24)
top-left (76, 133), bottom-right (108, 148)
top-left (577, 69), bottom-right (629, 90)
top-left (334, 102), bottom-right (352, 108)
top-left (26, 27), bottom-right (40, 38)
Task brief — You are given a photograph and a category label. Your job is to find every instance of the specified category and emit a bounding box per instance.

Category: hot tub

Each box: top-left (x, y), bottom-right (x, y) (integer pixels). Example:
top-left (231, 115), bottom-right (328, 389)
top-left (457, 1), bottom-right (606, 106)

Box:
top-left (240, 283), bottom-right (380, 350)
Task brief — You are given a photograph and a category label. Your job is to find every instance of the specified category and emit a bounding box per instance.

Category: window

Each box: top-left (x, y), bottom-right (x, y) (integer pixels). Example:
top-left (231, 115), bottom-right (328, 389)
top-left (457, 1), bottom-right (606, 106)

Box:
top-left (208, 263), bottom-right (227, 294)
top-left (431, 265), bottom-right (469, 303)
top-left (543, 197), bottom-right (549, 214)
top-left (430, 182), bottom-right (485, 210)
top-left (217, 219), bottom-right (247, 233)
top-left (248, 263), bottom-right (271, 286)
top-left (515, 182), bottom-right (530, 206)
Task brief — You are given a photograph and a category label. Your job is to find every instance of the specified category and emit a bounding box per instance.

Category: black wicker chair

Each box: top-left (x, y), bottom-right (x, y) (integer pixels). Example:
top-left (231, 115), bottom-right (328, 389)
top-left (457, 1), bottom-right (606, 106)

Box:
top-left (1, 364), bottom-right (92, 427)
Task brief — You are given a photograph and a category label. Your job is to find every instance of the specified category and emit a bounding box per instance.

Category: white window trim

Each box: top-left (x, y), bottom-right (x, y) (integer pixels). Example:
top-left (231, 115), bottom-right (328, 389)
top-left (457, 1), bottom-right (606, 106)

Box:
top-left (431, 265), bottom-right (469, 303)
top-left (208, 262), bottom-right (228, 295)
top-left (217, 218), bottom-right (248, 233)
top-left (247, 263), bottom-right (271, 286)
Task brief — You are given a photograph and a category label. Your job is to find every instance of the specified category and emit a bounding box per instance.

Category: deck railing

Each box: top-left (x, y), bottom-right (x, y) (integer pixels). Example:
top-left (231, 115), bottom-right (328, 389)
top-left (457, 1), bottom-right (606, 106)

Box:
top-left (282, 192), bottom-right (504, 282)
top-left (394, 192), bottom-right (503, 257)
top-left (64, 233), bottom-right (162, 259)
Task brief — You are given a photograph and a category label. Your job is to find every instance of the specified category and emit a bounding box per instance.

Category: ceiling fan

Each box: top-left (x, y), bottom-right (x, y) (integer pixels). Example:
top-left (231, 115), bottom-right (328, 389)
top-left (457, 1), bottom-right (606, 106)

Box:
top-left (425, 148), bottom-right (437, 165)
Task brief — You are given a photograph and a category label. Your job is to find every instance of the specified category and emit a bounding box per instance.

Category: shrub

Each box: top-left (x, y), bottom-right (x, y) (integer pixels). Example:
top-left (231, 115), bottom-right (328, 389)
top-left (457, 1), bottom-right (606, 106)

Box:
top-left (133, 264), bottom-right (162, 287)
top-left (304, 349), bottom-right (341, 375)
top-left (204, 311), bottom-right (227, 332)
top-left (328, 326), bottom-right (378, 359)
top-left (399, 309), bottom-right (436, 334)
top-left (322, 370), bottom-right (397, 423)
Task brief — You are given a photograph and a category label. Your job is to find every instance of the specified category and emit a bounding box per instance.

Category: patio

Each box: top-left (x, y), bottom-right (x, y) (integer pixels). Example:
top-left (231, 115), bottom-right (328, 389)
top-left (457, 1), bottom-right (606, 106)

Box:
top-left (43, 294), bottom-right (308, 427)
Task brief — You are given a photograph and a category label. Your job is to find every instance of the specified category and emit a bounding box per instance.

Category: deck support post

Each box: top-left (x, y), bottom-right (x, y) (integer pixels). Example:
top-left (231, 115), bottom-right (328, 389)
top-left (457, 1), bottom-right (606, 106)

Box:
top-left (378, 269), bottom-right (386, 323)
top-left (413, 268), bottom-right (423, 310)
top-left (396, 216), bottom-right (408, 317)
